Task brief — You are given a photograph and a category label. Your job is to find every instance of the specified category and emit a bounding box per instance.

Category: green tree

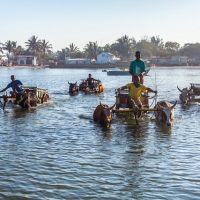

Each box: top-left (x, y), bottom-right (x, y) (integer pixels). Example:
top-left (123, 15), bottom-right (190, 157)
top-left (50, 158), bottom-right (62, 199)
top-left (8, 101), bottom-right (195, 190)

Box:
top-left (4, 40), bottom-right (17, 65)
top-left (65, 43), bottom-right (79, 58)
top-left (84, 41), bottom-right (101, 60)
top-left (39, 39), bottom-right (52, 65)
top-left (165, 41), bottom-right (180, 56)
top-left (179, 43), bottom-right (200, 58)
top-left (25, 35), bottom-right (41, 56)
top-left (112, 35), bottom-right (136, 60)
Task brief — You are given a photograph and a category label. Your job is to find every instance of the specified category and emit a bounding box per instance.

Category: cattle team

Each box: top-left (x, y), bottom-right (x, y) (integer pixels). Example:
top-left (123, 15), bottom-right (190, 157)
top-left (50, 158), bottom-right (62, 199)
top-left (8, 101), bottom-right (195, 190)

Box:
top-left (0, 51), bottom-right (177, 127)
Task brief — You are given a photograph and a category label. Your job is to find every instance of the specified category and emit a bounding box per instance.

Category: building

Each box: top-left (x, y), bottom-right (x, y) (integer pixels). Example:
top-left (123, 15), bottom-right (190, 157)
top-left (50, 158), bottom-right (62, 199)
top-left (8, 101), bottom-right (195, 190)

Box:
top-left (16, 55), bottom-right (37, 66)
top-left (96, 52), bottom-right (120, 64)
top-left (65, 57), bottom-right (91, 65)
top-left (150, 56), bottom-right (188, 66)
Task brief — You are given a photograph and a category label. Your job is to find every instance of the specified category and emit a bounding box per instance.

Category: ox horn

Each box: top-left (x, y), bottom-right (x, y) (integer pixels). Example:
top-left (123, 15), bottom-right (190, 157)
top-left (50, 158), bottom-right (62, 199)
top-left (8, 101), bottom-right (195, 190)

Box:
top-left (177, 86), bottom-right (182, 92)
top-left (68, 81), bottom-right (70, 85)
top-left (171, 101), bottom-right (177, 109)
top-left (109, 103), bottom-right (116, 110)
top-left (75, 81), bottom-right (77, 84)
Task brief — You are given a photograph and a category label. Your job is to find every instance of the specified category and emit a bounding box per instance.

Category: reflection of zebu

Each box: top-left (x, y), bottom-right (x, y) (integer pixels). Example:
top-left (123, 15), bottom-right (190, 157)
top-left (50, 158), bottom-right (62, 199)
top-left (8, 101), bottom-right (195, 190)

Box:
top-left (0, 86), bottom-right (49, 109)
top-left (79, 80), bottom-right (104, 94)
top-left (177, 83), bottom-right (200, 105)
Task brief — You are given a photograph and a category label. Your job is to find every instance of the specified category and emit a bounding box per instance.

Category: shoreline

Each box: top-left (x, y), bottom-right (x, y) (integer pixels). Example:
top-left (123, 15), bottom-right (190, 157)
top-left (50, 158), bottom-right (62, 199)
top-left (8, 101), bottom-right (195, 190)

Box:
top-left (1, 65), bottom-right (200, 69)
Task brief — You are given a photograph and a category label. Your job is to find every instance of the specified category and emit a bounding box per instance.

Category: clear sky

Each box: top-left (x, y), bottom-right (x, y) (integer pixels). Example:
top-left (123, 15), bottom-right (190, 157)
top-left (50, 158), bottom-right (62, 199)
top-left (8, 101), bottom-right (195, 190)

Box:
top-left (0, 0), bottom-right (200, 51)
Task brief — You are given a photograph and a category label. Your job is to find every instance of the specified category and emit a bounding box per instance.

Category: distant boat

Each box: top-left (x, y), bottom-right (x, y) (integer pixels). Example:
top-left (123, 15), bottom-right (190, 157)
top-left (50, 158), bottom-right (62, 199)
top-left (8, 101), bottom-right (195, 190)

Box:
top-left (107, 69), bottom-right (130, 76)
top-left (107, 67), bottom-right (151, 76)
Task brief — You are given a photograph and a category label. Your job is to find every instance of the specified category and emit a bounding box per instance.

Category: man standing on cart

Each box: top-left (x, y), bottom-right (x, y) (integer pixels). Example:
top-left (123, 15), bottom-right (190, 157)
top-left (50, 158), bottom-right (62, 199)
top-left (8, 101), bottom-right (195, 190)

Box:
top-left (129, 51), bottom-right (146, 84)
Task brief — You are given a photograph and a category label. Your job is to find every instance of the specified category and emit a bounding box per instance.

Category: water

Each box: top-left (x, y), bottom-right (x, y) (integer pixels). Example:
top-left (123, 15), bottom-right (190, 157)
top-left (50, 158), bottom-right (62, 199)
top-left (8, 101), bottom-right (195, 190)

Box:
top-left (0, 66), bottom-right (200, 200)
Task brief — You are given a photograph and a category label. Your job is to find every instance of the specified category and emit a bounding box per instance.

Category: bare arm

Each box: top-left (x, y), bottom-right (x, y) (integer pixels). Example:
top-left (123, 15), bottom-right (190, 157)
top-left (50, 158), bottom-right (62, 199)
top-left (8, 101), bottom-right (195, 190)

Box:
top-left (0, 86), bottom-right (9, 93)
top-left (146, 87), bottom-right (157, 94)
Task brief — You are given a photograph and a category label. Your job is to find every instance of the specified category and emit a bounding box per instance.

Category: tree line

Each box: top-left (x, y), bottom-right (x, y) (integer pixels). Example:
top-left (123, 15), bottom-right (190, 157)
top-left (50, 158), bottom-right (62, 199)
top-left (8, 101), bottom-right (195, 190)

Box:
top-left (1, 35), bottom-right (200, 65)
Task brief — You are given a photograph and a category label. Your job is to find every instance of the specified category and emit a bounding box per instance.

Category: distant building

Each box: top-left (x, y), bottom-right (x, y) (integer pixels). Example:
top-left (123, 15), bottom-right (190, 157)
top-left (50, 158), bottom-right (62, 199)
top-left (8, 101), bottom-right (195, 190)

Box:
top-left (16, 55), bottom-right (37, 66)
top-left (65, 57), bottom-right (91, 65)
top-left (170, 56), bottom-right (188, 65)
top-left (151, 56), bottom-right (188, 66)
top-left (96, 52), bottom-right (120, 64)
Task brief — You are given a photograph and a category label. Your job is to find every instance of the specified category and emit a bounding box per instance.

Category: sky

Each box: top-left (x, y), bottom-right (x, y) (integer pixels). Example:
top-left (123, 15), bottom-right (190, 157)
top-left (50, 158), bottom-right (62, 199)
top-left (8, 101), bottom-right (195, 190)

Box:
top-left (0, 0), bottom-right (200, 51)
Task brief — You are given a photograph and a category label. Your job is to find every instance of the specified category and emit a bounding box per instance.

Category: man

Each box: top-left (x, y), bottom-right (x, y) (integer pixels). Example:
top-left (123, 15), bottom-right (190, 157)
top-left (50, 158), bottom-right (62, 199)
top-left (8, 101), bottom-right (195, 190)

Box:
top-left (118, 76), bottom-right (157, 110)
top-left (129, 51), bottom-right (146, 84)
top-left (86, 74), bottom-right (99, 89)
top-left (0, 75), bottom-right (24, 95)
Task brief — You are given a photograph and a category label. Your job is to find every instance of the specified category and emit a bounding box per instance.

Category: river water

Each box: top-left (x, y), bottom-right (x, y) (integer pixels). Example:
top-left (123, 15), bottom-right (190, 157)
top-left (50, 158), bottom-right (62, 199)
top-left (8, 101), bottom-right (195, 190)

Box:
top-left (0, 67), bottom-right (200, 200)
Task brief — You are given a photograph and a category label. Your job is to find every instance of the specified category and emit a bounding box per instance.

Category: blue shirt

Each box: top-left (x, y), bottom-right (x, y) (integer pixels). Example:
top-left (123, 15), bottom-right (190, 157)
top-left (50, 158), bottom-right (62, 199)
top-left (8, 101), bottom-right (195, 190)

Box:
top-left (6, 80), bottom-right (23, 93)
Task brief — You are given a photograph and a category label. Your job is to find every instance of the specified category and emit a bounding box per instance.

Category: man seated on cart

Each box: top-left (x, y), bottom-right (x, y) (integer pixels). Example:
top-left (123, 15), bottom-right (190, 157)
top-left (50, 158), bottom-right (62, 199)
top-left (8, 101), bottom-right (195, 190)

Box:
top-left (86, 74), bottom-right (99, 90)
top-left (0, 75), bottom-right (24, 103)
top-left (0, 75), bottom-right (24, 95)
top-left (117, 76), bottom-right (157, 111)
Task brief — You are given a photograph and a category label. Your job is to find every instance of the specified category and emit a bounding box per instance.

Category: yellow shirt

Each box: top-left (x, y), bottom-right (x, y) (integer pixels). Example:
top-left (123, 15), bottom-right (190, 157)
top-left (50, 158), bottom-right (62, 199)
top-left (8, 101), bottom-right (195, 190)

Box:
top-left (126, 83), bottom-right (148, 101)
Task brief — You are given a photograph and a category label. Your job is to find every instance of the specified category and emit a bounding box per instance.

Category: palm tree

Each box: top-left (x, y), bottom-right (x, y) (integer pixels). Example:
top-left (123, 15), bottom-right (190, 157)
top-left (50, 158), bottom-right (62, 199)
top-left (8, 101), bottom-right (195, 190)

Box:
top-left (39, 39), bottom-right (52, 65)
top-left (84, 41), bottom-right (101, 60)
top-left (4, 40), bottom-right (17, 65)
top-left (113, 35), bottom-right (136, 60)
top-left (66, 43), bottom-right (79, 58)
top-left (0, 42), bottom-right (4, 54)
top-left (25, 35), bottom-right (40, 56)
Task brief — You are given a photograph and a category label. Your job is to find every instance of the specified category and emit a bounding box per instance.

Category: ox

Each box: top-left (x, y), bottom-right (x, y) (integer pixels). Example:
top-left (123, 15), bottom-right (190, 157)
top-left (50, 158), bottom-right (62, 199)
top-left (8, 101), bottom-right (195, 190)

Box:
top-left (68, 81), bottom-right (79, 95)
top-left (155, 101), bottom-right (177, 126)
top-left (93, 103), bottom-right (115, 127)
top-left (177, 86), bottom-right (193, 105)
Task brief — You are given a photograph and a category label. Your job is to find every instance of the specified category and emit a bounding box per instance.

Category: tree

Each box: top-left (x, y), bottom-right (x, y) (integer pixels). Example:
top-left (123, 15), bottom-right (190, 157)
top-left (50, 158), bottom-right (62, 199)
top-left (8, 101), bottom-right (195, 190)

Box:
top-left (179, 43), bottom-right (200, 58)
top-left (25, 35), bottom-right (40, 56)
top-left (39, 39), bottom-right (52, 65)
top-left (4, 40), bottom-right (17, 65)
top-left (84, 41), bottom-right (101, 60)
top-left (164, 41), bottom-right (180, 56)
top-left (112, 35), bottom-right (136, 61)
top-left (65, 43), bottom-right (79, 58)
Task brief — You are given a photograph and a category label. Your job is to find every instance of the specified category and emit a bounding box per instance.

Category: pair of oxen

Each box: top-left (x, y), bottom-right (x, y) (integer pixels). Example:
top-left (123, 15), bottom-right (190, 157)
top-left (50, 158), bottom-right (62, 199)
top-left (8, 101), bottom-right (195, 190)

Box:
top-left (177, 85), bottom-right (200, 105)
top-left (93, 101), bottom-right (177, 128)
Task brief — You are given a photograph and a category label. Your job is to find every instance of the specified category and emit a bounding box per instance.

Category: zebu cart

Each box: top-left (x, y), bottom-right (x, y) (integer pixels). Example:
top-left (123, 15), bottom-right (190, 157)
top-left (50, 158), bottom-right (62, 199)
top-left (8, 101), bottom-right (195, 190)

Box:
top-left (113, 89), bottom-right (157, 113)
top-left (79, 80), bottom-right (104, 94)
top-left (0, 86), bottom-right (49, 109)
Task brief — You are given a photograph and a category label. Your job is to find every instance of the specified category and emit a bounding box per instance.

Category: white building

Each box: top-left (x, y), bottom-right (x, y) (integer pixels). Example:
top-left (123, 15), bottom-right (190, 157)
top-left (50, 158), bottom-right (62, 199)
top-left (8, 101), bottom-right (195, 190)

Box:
top-left (65, 57), bottom-right (91, 65)
top-left (96, 52), bottom-right (120, 64)
top-left (170, 56), bottom-right (188, 65)
top-left (16, 55), bottom-right (37, 66)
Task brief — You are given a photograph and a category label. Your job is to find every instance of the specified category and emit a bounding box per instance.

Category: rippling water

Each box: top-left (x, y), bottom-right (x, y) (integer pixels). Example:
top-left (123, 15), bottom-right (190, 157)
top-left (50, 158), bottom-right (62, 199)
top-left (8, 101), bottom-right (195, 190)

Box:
top-left (0, 66), bottom-right (200, 200)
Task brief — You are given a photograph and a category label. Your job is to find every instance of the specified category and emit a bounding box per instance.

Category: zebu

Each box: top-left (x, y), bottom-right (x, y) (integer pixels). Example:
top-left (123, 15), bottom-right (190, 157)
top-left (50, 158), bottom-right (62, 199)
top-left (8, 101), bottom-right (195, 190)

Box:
top-left (177, 86), bottom-right (193, 105)
top-left (177, 84), bottom-right (200, 105)
top-left (154, 101), bottom-right (177, 126)
top-left (93, 103), bottom-right (115, 127)
top-left (68, 81), bottom-right (79, 95)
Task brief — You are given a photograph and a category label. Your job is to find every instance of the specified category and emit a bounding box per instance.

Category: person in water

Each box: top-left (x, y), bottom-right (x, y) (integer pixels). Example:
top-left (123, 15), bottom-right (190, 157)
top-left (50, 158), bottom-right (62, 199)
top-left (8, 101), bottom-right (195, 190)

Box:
top-left (86, 74), bottom-right (99, 89)
top-left (118, 75), bottom-right (157, 110)
top-left (129, 51), bottom-right (146, 84)
top-left (0, 75), bottom-right (24, 95)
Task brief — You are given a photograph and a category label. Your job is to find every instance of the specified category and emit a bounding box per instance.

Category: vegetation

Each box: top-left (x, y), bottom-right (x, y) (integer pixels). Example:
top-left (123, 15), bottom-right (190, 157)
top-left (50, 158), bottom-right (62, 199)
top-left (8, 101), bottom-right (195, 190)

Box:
top-left (1, 34), bottom-right (200, 65)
